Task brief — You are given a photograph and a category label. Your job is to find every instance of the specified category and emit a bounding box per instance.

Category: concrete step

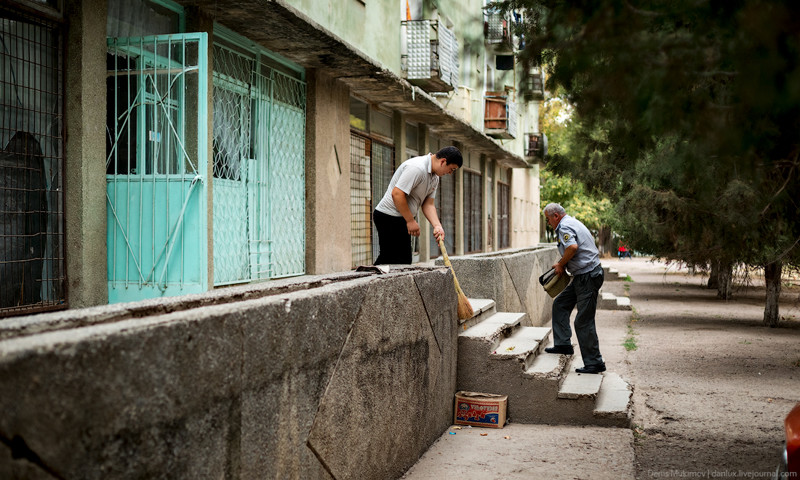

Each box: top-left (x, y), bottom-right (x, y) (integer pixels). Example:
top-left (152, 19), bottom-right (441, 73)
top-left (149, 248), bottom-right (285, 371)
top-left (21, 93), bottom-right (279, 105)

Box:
top-left (459, 311), bottom-right (524, 342)
top-left (594, 372), bottom-right (633, 427)
top-left (600, 264), bottom-right (630, 281)
top-left (459, 298), bottom-right (496, 331)
top-left (457, 312), bottom-right (527, 392)
top-left (490, 327), bottom-right (551, 371)
top-left (455, 302), bottom-right (634, 428)
top-left (599, 291), bottom-right (632, 310)
top-left (558, 367), bottom-right (603, 400)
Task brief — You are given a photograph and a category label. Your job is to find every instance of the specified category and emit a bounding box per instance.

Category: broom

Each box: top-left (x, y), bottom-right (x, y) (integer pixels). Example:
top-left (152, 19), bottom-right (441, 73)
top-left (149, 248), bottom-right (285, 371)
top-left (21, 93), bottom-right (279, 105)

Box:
top-left (438, 238), bottom-right (474, 320)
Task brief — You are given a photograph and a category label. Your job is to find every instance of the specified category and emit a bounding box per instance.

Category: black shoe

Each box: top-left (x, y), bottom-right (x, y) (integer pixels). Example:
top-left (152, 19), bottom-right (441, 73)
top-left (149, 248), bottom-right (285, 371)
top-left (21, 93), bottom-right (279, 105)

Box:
top-left (576, 364), bottom-right (606, 374)
top-left (544, 345), bottom-right (574, 355)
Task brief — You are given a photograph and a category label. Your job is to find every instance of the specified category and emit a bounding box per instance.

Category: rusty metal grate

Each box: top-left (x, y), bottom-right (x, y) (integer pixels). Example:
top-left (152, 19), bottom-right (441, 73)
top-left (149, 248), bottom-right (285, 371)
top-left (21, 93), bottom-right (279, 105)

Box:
top-left (1, 7), bottom-right (66, 316)
top-left (350, 132), bottom-right (371, 267)
top-left (464, 170), bottom-right (483, 253)
top-left (498, 182), bottom-right (510, 249)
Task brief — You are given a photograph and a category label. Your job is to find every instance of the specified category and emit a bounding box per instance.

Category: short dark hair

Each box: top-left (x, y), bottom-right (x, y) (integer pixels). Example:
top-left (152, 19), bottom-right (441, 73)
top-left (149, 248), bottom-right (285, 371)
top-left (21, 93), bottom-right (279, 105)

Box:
top-left (436, 146), bottom-right (463, 167)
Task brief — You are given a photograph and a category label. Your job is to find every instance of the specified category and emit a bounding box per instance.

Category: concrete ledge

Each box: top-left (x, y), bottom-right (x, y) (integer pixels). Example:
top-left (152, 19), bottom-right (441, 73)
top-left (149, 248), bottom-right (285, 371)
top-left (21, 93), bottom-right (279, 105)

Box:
top-left (0, 267), bottom-right (458, 479)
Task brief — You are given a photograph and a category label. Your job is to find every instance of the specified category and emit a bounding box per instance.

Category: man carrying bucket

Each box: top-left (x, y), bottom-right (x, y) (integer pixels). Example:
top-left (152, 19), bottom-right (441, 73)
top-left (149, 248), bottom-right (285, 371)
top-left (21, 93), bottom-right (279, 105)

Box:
top-left (542, 203), bottom-right (606, 374)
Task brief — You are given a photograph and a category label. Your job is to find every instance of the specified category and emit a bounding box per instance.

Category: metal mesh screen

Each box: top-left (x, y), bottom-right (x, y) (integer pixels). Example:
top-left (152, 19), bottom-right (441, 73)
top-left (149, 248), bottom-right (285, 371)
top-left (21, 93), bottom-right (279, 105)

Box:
top-left (371, 140), bottom-right (394, 262)
top-left (430, 170), bottom-right (455, 255)
top-left (498, 182), bottom-right (509, 249)
top-left (1, 9), bottom-right (65, 315)
top-left (464, 171), bottom-right (483, 253)
top-left (211, 40), bottom-right (306, 284)
top-left (350, 132), bottom-right (371, 267)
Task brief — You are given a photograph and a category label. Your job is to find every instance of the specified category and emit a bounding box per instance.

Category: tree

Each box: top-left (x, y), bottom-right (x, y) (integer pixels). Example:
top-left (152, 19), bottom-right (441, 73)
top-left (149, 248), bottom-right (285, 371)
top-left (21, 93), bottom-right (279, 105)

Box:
top-left (502, 0), bottom-right (800, 325)
top-left (538, 93), bottom-right (612, 247)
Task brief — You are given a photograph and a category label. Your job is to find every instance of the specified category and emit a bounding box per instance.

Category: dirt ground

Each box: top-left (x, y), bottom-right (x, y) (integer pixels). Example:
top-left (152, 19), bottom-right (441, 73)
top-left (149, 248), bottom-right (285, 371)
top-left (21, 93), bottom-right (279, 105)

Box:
top-left (403, 256), bottom-right (800, 479)
top-left (606, 256), bottom-right (800, 478)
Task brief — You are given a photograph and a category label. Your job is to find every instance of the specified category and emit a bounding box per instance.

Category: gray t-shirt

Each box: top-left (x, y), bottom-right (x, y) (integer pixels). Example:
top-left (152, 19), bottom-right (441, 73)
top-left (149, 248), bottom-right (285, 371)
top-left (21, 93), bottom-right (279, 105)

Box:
top-left (375, 154), bottom-right (439, 217)
top-left (555, 215), bottom-right (599, 275)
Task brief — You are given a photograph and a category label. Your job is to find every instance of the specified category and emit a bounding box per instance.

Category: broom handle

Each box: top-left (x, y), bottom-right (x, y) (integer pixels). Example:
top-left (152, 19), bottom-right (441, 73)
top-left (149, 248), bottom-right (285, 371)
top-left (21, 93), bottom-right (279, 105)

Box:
top-left (438, 239), bottom-right (466, 296)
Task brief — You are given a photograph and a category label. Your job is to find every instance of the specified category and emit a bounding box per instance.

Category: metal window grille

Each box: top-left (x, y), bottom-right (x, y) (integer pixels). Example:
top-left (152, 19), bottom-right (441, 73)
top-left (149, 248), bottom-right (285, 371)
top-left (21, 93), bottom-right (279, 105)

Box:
top-left (487, 170), bottom-right (493, 248)
top-left (371, 139), bottom-right (393, 261)
top-left (106, 34), bottom-right (209, 303)
top-left (1, 8), bottom-right (66, 316)
top-left (212, 39), bottom-right (306, 284)
top-left (349, 132), bottom-right (394, 267)
top-left (498, 182), bottom-right (510, 249)
top-left (402, 20), bottom-right (459, 90)
top-left (430, 170), bottom-right (455, 255)
top-left (464, 171), bottom-right (483, 253)
top-left (350, 132), bottom-right (371, 267)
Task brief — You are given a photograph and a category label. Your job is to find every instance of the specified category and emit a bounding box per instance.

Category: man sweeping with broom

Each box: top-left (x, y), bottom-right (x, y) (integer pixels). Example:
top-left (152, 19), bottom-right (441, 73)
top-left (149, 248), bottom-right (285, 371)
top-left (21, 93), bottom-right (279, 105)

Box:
top-left (372, 146), bottom-right (472, 319)
top-left (373, 146), bottom-right (462, 265)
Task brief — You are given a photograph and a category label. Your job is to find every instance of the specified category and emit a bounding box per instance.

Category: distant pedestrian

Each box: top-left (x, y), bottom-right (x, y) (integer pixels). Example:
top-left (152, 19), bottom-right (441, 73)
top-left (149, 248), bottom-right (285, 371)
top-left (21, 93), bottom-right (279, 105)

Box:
top-left (618, 242), bottom-right (631, 259)
top-left (373, 146), bottom-right (462, 264)
top-left (543, 203), bottom-right (606, 374)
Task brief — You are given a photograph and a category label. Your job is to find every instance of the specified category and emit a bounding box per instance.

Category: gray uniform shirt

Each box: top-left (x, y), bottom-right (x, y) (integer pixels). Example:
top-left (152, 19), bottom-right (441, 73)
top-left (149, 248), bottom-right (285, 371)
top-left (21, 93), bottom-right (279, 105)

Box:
top-left (375, 154), bottom-right (438, 217)
top-left (555, 215), bottom-right (600, 275)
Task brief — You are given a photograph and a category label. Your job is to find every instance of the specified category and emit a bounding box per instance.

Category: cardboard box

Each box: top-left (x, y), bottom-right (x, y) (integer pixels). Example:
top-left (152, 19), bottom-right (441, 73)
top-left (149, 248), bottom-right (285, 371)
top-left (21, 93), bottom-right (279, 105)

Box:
top-left (454, 391), bottom-right (507, 428)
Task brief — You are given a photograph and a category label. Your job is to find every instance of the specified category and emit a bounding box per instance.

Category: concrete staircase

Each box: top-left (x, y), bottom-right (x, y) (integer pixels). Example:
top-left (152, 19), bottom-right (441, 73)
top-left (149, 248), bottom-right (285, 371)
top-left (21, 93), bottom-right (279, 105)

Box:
top-left (457, 298), bottom-right (632, 427)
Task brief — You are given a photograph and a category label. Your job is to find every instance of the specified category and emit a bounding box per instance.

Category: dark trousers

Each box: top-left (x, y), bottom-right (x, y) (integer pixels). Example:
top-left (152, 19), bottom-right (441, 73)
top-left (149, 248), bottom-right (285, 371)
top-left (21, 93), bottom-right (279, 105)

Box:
top-left (373, 210), bottom-right (411, 265)
top-left (552, 264), bottom-right (605, 366)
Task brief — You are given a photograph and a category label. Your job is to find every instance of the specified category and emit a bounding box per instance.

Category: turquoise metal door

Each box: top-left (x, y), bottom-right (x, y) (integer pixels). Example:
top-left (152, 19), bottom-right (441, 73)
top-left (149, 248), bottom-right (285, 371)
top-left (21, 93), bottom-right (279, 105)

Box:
top-left (212, 36), bottom-right (306, 285)
top-left (106, 33), bottom-right (209, 303)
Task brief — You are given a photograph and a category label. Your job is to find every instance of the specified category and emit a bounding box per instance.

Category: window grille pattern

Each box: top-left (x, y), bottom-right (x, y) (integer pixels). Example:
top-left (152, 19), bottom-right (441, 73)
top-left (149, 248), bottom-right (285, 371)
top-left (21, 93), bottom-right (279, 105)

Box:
top-left (430, 170), bottom-right (455, 255)
top-left (212, 40), bottom-right (306, 284)
top-left (371, 140), bottom-right (393, 262)
top-left (403, 20), bottom-right (459, 89)
top-left (350, 132), bottom-right (371, 267)
top-left (349, 133), bottom-right (395, 267)
top-left (106, 34), bottom-right (208, 303)
top-left (498, 182), bottom-right (510, 249)
top-left (464, 171), bottom-right (483, 253)
top-left (1, 9), bottom-right (65, 316)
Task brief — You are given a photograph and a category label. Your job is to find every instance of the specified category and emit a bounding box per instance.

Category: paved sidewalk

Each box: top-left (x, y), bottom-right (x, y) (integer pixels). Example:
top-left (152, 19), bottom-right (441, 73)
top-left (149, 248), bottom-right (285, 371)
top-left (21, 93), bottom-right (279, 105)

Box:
top-left (402, 259), bottom-right (638, 479)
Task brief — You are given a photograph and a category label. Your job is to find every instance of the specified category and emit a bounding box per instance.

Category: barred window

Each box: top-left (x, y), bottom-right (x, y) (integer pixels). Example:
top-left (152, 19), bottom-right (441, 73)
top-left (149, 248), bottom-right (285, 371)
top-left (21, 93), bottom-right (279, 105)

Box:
top-left (1, 8), bottom-right (66, 316)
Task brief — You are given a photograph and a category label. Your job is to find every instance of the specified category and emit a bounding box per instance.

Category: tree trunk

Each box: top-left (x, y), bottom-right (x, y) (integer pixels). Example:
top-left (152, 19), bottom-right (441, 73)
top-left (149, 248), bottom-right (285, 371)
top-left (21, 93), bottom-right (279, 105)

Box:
top-left (716, 261), bottom-right (733, 300)
top-left (707, 260), bottom-right (719, 289)
top-left (763, 261), bottom-right (782, 327)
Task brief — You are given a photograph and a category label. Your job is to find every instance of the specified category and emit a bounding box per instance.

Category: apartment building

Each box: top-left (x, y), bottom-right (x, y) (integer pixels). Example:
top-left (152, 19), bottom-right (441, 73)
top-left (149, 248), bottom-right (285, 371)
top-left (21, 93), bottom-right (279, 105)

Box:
top-left (0, 0), bottom-right (546, 315)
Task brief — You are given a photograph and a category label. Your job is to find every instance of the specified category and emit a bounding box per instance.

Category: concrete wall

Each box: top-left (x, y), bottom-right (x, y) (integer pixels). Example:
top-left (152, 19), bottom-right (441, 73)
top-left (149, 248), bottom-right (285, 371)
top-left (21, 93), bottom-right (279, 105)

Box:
top-left (0, 267), bottom-right (457, 479)
top-left (64, 0), bottom-right (108, 308)
top-left (306, 70), bottom-right (353, 275)
top-left (437, 245), bottom-right (558, 327)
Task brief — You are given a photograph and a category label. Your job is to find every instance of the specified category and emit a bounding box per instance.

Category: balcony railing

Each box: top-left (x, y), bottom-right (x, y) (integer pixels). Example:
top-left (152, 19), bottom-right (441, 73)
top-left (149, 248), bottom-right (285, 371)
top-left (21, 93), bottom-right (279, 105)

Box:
top-left (525, 132), bottom-right (548, 163)
top-left (402, 20), bottom-right (459, 93)
top-left (485, 9), bottom-right (517, 52)
top-left (484, 90), bottom-right (517, 139)
top-left (522, 67), bottom-right (545, 101)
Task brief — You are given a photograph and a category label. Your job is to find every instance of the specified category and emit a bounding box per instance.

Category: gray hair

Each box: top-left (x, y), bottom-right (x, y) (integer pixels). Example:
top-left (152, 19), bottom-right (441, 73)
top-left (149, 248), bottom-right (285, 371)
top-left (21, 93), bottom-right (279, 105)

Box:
top-left (543, 203), bottom-right (566, 216)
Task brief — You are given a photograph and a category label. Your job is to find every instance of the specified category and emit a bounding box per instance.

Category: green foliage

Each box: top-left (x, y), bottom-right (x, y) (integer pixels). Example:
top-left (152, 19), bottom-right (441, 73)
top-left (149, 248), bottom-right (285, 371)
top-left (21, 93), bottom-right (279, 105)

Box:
top-left (539, 168), bottom-right (612, 231)
top-left (539, 93), bottom-right (612, 232)
top-left (502, 0), bottom-right (800, 270)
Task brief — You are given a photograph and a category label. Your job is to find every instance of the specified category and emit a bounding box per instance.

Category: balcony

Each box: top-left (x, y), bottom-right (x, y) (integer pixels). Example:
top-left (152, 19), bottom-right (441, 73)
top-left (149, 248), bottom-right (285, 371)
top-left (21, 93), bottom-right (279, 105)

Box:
top-left (485, 9), bottom-right (515, 52)
top-left (401, 20), bottom-right (459, 93)
top-left (525, 132), bottom-right (548, 163)
top-left (522, 67), bottom-right (545, 101)
top-left (484, 90), bottom-right (517, 139)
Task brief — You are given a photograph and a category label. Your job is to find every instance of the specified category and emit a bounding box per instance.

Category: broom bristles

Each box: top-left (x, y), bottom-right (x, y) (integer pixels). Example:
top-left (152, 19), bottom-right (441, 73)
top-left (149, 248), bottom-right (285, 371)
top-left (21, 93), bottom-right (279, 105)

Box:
top-left (457, 293), bottom-right (474, 320)
top-left (438, 239), bottom-right (474, 320)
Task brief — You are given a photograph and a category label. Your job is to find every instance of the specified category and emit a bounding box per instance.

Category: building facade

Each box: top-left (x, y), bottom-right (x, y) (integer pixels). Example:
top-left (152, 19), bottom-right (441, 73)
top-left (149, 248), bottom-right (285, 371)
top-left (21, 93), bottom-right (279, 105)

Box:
top-left (0, 0), bottom-right (545, 315)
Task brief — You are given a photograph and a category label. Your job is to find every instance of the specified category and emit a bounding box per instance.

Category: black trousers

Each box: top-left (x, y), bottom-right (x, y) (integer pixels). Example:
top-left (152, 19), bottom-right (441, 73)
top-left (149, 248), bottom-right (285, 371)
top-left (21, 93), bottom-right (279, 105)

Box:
top-left (373, 209), bottom-right (411, 265)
